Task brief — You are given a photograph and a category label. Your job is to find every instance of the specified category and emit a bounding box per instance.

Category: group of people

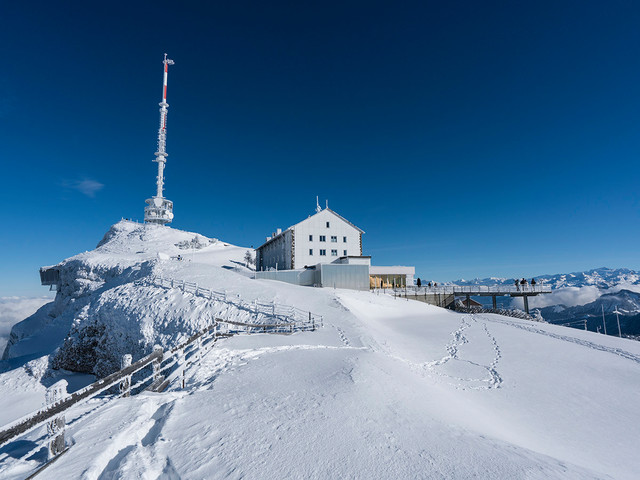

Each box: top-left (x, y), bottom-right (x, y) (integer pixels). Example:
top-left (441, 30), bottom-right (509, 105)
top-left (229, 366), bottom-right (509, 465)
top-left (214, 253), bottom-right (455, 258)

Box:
top-left (515, 278), bottom-right (537, 291)
top-left (415, 278), bottom-right (437, 288)
top-left (414, 277), bottom-right (538, 291)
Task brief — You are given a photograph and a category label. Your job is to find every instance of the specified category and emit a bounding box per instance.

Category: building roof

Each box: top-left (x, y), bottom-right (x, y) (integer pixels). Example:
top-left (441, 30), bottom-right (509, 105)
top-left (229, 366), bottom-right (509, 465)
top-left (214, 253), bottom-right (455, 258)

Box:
top-left (292, 207), bottom-right (365, 234)
top-left (255, 227), bottom-right (291, 251)
top-left (256, 207), bottom-right (364, 251)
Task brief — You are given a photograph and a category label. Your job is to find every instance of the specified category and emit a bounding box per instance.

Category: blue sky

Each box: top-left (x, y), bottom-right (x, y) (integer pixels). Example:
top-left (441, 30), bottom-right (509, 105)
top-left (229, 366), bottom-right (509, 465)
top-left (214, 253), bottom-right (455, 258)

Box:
top-left (2, 1), bottom-right (640, 296)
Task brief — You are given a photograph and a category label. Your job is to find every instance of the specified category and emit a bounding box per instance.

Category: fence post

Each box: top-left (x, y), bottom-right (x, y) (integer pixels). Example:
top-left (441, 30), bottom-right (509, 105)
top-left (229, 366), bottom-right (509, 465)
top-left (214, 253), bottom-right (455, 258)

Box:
top-left (119, 354), bottom-right (132, 397)
top-left (182, 280), bottom-right (186, 292)
top-left (173, 345), bottom-right (183, 388)
top-left (153, 345), bottom-right (163, 383)
top-left (171, 279), bottom-right (174, 288)
top-left (46, 380), bottom-right (68, 459)
top-left (195, 283), bottom-right (199, 295)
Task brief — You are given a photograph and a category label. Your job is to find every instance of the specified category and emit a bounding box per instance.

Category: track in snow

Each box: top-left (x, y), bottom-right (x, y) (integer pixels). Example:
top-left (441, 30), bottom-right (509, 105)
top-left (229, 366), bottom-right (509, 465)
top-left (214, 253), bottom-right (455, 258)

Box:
top-left (480, 315), bottom-right (640, 365)
top-left (422, 315), bottom-right (503, 390)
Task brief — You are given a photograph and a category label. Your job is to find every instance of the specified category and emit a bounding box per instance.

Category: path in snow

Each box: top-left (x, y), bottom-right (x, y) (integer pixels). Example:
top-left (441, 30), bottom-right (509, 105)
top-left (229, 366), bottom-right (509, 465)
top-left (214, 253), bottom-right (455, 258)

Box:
top-left (422, 314), bottom-right (503, 390)
top-left (481, 313), bottom-right (640, 365)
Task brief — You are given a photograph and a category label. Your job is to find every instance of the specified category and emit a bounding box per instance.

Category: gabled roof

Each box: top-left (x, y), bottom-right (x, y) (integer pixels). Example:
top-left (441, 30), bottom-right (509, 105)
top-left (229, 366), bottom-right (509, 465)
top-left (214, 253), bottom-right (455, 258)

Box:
top-left (256, 207), bottom-right (364, 251)
top-left (292, 208), bottom-right (365, 234)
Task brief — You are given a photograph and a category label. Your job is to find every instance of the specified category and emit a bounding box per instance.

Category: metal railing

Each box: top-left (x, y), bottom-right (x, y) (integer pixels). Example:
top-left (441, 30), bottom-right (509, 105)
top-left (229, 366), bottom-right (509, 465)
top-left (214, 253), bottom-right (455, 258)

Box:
top-left (455, 305), bottom-right (536, 320)
top-left (148, 275), bottom-right (323, 331)
top-left (375, 284), bottom-right (551, 295)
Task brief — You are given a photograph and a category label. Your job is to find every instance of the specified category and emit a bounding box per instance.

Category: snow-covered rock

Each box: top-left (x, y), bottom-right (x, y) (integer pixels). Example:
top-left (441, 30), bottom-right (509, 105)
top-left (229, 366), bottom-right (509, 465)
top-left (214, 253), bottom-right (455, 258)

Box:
top-left (3, 221), bottom-right (253, 377)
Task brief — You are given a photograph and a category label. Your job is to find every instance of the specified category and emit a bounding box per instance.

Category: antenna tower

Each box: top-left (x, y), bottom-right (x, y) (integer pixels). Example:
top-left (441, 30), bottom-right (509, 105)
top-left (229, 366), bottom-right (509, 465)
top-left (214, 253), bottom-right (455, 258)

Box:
top-left (144, 54), bottom-right (175, 225)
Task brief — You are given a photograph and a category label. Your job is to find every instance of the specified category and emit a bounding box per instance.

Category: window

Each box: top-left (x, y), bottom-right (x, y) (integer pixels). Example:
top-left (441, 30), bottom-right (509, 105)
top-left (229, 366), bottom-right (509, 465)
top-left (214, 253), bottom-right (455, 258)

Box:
top-left (343, 250), bottom-right (347, 256)
top-left (331, 236), bottom-right (337, 242)
top-left (343, 236), bottom-right (347, 242)
top-left (331, 249), bottom-right (338, 256)
top-left (320, 249), bottom-right (326, 256)
top-left (309, 235), bottom-right (313, 241)
top-left (326, 221), bottom-right (330, 228)
top-left (319, 235), bottom-right (326, 242)
top-left (309, 249), bottom-right (313, 255)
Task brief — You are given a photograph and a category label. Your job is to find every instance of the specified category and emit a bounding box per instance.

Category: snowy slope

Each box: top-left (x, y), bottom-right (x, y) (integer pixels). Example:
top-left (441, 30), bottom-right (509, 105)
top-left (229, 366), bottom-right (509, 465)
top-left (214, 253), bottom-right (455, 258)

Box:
top-left (2, 223), bottom-right (640, 479)
top-left (3, 292), bottom-right (640, 479)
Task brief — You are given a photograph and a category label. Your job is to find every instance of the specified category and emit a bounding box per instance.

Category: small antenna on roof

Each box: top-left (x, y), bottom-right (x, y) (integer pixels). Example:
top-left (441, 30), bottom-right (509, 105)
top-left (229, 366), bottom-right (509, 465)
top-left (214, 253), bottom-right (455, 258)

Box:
top-left (325, 199), bottom-right (329, 209)
top-left (316, 196), bottom-right (321, 213)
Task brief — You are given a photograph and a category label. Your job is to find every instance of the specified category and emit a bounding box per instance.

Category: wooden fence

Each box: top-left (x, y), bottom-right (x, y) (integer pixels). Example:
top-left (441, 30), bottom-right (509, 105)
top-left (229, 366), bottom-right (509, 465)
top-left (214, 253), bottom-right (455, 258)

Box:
top-left (0, 310), bottom-right (323, 470)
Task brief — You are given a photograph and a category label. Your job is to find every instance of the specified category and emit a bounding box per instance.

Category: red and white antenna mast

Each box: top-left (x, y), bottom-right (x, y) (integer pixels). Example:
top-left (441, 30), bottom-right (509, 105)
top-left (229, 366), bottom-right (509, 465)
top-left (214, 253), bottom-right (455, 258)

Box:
top-left (145, 53), bottom-right (175, 225)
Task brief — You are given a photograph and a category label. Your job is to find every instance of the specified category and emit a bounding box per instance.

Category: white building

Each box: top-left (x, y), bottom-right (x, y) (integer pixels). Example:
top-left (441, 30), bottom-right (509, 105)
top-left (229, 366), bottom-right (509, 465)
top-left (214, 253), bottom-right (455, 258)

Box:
top-left (256, 207), bottom-right (364, 272)
top-left (369, 266), bottom-right (415, 288)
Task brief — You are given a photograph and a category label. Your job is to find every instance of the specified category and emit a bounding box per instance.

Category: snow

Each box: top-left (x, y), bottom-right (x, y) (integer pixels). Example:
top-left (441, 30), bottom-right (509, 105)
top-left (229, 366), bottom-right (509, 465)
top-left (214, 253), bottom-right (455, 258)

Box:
top-left (1, 221), bottom-right (640, 479)
top-left (0, 297), bottom-right (52, 353)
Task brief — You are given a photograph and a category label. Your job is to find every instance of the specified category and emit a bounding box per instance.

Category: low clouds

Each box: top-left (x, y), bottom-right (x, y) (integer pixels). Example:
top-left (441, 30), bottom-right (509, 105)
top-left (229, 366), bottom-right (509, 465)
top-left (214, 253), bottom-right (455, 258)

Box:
top-left (0, 296), bottom-right (52, 352)
top-left (62, 178), bottom-right (104, 197)
top-left (525, 285), bottom-right (602, 309)
top-left (514, 282), bottom-right (640, 311)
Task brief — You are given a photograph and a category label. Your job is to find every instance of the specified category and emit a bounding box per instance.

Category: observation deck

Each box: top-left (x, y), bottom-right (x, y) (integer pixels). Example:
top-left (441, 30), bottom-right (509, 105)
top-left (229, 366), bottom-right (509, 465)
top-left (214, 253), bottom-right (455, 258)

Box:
top-left (388, 284), bottom-right (552, 314)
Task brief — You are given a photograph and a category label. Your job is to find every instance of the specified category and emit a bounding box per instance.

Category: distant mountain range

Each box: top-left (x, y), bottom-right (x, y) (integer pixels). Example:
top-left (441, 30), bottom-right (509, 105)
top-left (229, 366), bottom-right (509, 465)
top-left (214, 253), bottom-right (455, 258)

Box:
top-left (451, 268), bottom-right (640, 337)
top-left (538, 289), bottom-right (640, 335)
top-left (453, 267), bottom-right (640, 290)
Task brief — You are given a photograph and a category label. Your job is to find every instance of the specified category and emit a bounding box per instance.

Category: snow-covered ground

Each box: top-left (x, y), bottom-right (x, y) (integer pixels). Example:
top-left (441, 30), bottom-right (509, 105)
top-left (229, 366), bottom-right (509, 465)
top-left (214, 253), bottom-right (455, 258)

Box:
top-left (1, 221), bottom-right (640, 479)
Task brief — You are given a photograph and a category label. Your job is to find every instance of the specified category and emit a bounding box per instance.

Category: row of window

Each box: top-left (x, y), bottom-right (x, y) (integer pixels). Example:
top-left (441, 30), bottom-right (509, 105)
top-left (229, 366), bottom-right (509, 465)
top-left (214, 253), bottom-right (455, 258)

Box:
top-left (309, 235), bottom-right (347, 243)
top-left (309, 249), bottom-right (346, 256)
